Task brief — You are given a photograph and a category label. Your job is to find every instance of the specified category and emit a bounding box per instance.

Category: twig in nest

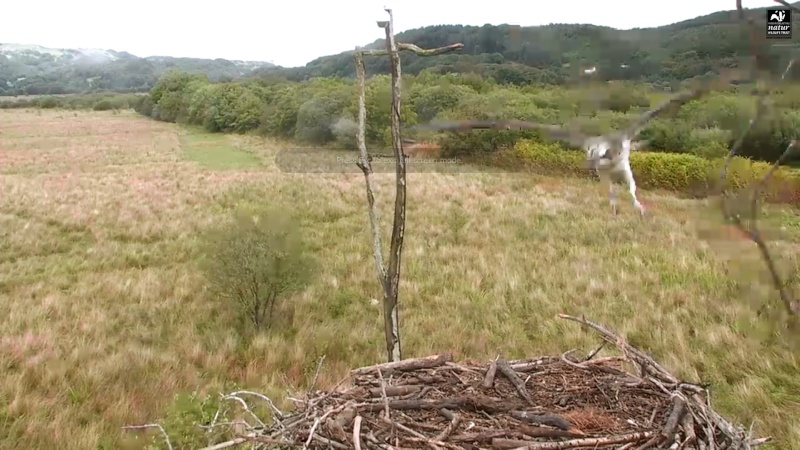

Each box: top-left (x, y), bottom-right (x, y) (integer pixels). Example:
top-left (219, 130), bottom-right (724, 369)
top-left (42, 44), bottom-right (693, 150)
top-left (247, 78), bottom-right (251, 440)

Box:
top-left (585, 341), bottom-right (607, 361)
top-left (378, 368), bottom-right (391, 419)
top-left (228, 390), bottom-right (284, 421)
top-left (310, 355), bottom-right (326, 392)
top-left (635, 394), bottom-right (686, 450)
top-left (558, 314), bottom-right (678, 383)
top-left (121, 423), bottom-right (173, 450)
top-left (493, 431), bottom-right (654, 449)
top-left (303, 403), bottom-right (353, 449)
top-left (198, 433), bottom-right (260, 450)
top-left (434, 408), bottom-right (461, 441)
top-left (681, 411), bottom-right (697, 448)
top-left (496, 358), bottom-right (534, 404)
top-left (220, 393), bottom-right (267, 430)
top-left (483, 355), bottom-right (499, 388)
top-left (510, 411), bottom-right (578, 434)
top-left (351, 353), bottom-right (453, 376)
top-left (353, 415), bottom-right (363, 450)
top-left (560, 349), bottom-right (589, 370)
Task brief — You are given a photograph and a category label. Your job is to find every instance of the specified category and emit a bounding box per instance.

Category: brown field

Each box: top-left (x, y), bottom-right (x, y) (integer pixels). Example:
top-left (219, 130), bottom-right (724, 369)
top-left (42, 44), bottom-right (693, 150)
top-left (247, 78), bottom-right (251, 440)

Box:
top-left (0, 109), bottom-right (799, 449)
top-left (0, 92), bottom-right (148, 102)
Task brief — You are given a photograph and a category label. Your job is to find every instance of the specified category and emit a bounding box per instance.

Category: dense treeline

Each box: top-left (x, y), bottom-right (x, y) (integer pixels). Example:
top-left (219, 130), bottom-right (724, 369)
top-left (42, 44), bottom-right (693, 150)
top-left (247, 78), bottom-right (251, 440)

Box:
top-left (125, 69), bottom-right (800, 203)
top-left (0, 92), bottom-right (144, 110)
top-left (133, 70), bottom-right (800, 162)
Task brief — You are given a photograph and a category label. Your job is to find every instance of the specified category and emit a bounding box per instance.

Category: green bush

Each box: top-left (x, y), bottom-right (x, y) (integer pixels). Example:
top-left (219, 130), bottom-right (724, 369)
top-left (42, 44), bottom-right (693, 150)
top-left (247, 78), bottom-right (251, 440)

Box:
top-left (601, 84), bottom-right (651, 113)
top-left (36, 97), bottom-right (62, 109)
top-left (512, 141), bottom-right (587, 177)
top-left (199, 83), bottom-right (263, 132)
top-left (294, 87), bottom-right (352, 145)
top-left (432, 88), bottom-right (558, 157)
top-left (348, 74), bottom-right (418, 148)
top-left (92, 99), bottom-right (113, 111)
top-left (257, 84), bottom-right (304, 138)
top-left (198, 206), bottom-right (317, 333)
top-left (409, 82), bottom-right (476, 122)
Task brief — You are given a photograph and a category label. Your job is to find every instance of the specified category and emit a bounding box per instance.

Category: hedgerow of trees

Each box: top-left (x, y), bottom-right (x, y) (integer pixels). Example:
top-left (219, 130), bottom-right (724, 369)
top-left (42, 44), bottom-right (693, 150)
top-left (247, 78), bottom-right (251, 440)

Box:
top-left (127, 67), bottom-right (800, 204)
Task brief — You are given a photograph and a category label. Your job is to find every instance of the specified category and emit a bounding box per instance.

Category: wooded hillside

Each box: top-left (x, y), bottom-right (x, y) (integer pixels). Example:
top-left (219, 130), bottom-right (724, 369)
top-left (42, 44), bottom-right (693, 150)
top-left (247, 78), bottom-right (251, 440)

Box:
top-left (254, 2), bottom-right (800, 86)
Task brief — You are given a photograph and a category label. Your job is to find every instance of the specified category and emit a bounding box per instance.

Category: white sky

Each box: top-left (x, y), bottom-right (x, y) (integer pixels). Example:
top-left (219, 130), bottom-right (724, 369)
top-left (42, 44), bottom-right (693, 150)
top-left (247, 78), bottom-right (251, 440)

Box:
top-left (0, 0), bottom-right (780, 67)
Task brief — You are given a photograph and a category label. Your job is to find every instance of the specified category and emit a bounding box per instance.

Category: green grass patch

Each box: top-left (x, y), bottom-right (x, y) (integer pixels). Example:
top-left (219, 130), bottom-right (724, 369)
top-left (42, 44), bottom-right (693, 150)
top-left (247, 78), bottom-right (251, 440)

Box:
top-left (180, 131), bottom-right (261, 170)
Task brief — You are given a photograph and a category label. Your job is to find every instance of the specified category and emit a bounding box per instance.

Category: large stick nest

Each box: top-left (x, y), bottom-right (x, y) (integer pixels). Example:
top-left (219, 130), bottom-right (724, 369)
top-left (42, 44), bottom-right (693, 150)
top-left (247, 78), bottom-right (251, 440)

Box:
top-left (215, 315), bottom-right (768, 450)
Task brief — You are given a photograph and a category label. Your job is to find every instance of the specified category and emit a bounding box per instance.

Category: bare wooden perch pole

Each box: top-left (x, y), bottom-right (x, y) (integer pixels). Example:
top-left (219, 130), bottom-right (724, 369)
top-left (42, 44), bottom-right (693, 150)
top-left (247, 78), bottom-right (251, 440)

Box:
top-left (353, 8), bottom-right (463, 362)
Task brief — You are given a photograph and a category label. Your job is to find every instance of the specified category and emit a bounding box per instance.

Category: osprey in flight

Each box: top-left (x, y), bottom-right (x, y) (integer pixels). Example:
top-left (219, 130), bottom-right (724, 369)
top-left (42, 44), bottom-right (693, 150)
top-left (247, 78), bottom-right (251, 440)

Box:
top-left (408, 69), bottom-right (741, 215)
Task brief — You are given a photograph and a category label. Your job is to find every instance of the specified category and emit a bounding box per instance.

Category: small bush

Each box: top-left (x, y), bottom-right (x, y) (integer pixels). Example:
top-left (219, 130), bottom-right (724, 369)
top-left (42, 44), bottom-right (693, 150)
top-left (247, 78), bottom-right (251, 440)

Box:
top-left (199, 206), bottom-right (316, 333)
top-left (35, 97), bottom-right (62, 109)
top-left (629, 151), bottom-right (712, 195)
top-left (92, 99), bottom-right (113, 111)
top-left (512, 140), bottom-right (587, 177)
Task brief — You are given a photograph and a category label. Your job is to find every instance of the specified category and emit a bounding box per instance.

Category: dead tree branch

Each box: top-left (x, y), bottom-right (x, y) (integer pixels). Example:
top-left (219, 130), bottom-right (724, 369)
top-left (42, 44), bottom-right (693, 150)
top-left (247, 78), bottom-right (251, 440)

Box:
top-left (361, 42), bottom-right (465, 56)
top-left (382, 8), bottom-right (406, 364)
top-left (719, 1), bottom-right (800, 317)
top-left (353, 8), bottom-right (463, 363)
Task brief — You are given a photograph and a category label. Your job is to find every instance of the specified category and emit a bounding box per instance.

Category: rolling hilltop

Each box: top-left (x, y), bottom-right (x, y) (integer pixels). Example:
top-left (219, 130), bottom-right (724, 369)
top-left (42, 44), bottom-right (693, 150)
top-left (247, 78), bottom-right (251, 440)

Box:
top-left (255, 2), bottom-right (800, 86)
top-left (0, 43), bottom-right (275, 96)
top-left (3, 2), bottom-right (800, 96)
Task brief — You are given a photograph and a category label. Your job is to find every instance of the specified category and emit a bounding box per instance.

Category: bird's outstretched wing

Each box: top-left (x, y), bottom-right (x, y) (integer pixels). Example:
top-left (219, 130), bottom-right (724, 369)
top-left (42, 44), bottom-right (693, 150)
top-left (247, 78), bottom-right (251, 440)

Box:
top-left (622, 68), bottom-right (743, 139)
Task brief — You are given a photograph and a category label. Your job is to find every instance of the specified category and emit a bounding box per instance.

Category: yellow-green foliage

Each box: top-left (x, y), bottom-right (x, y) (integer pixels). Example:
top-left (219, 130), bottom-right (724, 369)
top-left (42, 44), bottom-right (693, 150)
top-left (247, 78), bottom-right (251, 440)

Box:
top-left (629, 152), bottom-right (713, 194)
top-left (512, 141), bottom-right (587, 177)
top-left (514, 139), bottom-right (800, 203)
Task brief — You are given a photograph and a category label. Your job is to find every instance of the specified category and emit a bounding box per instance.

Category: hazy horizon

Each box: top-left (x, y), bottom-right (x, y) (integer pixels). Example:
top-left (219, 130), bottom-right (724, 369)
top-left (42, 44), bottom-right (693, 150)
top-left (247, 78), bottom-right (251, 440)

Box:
top-left (0, 0), bottom-right (780, 67)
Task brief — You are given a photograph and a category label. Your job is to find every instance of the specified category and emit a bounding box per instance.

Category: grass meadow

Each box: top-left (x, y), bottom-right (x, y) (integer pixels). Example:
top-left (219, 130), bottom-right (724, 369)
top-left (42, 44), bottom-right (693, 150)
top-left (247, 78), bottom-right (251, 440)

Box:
top-left (1, 109), bottom-right (799, 449)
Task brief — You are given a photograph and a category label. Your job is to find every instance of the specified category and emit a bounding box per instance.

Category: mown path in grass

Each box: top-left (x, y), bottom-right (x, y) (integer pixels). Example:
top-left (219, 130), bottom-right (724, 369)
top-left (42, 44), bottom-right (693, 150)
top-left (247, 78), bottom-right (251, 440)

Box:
top-left (0, 110), bottom-right (798, 449)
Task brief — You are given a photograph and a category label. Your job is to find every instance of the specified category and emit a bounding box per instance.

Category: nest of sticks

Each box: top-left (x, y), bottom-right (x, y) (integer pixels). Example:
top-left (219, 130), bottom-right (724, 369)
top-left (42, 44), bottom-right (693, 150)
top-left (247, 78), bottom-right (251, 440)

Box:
top-left (215, 315), bottom-right (769, 449)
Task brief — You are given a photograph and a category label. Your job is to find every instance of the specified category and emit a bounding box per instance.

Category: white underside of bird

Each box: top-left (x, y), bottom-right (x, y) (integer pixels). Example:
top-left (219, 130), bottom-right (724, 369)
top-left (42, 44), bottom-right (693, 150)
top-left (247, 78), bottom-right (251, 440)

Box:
top-left (585, 137), bottom-right (644, 216)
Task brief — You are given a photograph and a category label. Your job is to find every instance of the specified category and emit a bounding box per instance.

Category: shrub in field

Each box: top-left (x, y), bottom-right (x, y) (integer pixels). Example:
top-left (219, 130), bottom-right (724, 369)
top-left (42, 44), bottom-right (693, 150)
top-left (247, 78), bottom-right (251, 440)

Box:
top-left (601, 84), bottom-right (651, 113)
top-left (132, 94), bottom-right (155, 117)
top-left (148, 70), bottom-right (209, 122)
top-left (629, 151), bottom-right (713, 195)
top-left (434, 89), bottom-right (558, 157)
top-left (190, 82), bottom-right (263, 132)
top-left (294, 88), bottom-right (353, 145)
top-left (199, 206), bottom-right (316, 332)
top-left (408, 82), bottom-right (476, 122)
top-left (344, 74), bottom-right (417, 148)
top-left (257, 83), bottom-right (304, 138)
top-left (511, 140), bottom-right (586, 177)
top-left (92, 99), bottom-right (113, 111)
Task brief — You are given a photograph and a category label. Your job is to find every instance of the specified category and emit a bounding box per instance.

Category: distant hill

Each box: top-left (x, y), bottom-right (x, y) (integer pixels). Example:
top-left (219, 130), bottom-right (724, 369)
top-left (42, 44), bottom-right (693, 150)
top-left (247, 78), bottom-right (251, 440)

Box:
top-left (252, 2), bottom-right (800, 86)
top-left (0, 43), bottom-right (275, 96)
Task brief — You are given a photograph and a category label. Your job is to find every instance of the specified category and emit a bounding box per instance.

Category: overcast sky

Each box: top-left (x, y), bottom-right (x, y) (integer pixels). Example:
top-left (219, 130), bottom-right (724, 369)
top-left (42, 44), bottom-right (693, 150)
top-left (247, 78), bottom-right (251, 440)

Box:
top-left (1, 0), bottom-right (780, 67)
